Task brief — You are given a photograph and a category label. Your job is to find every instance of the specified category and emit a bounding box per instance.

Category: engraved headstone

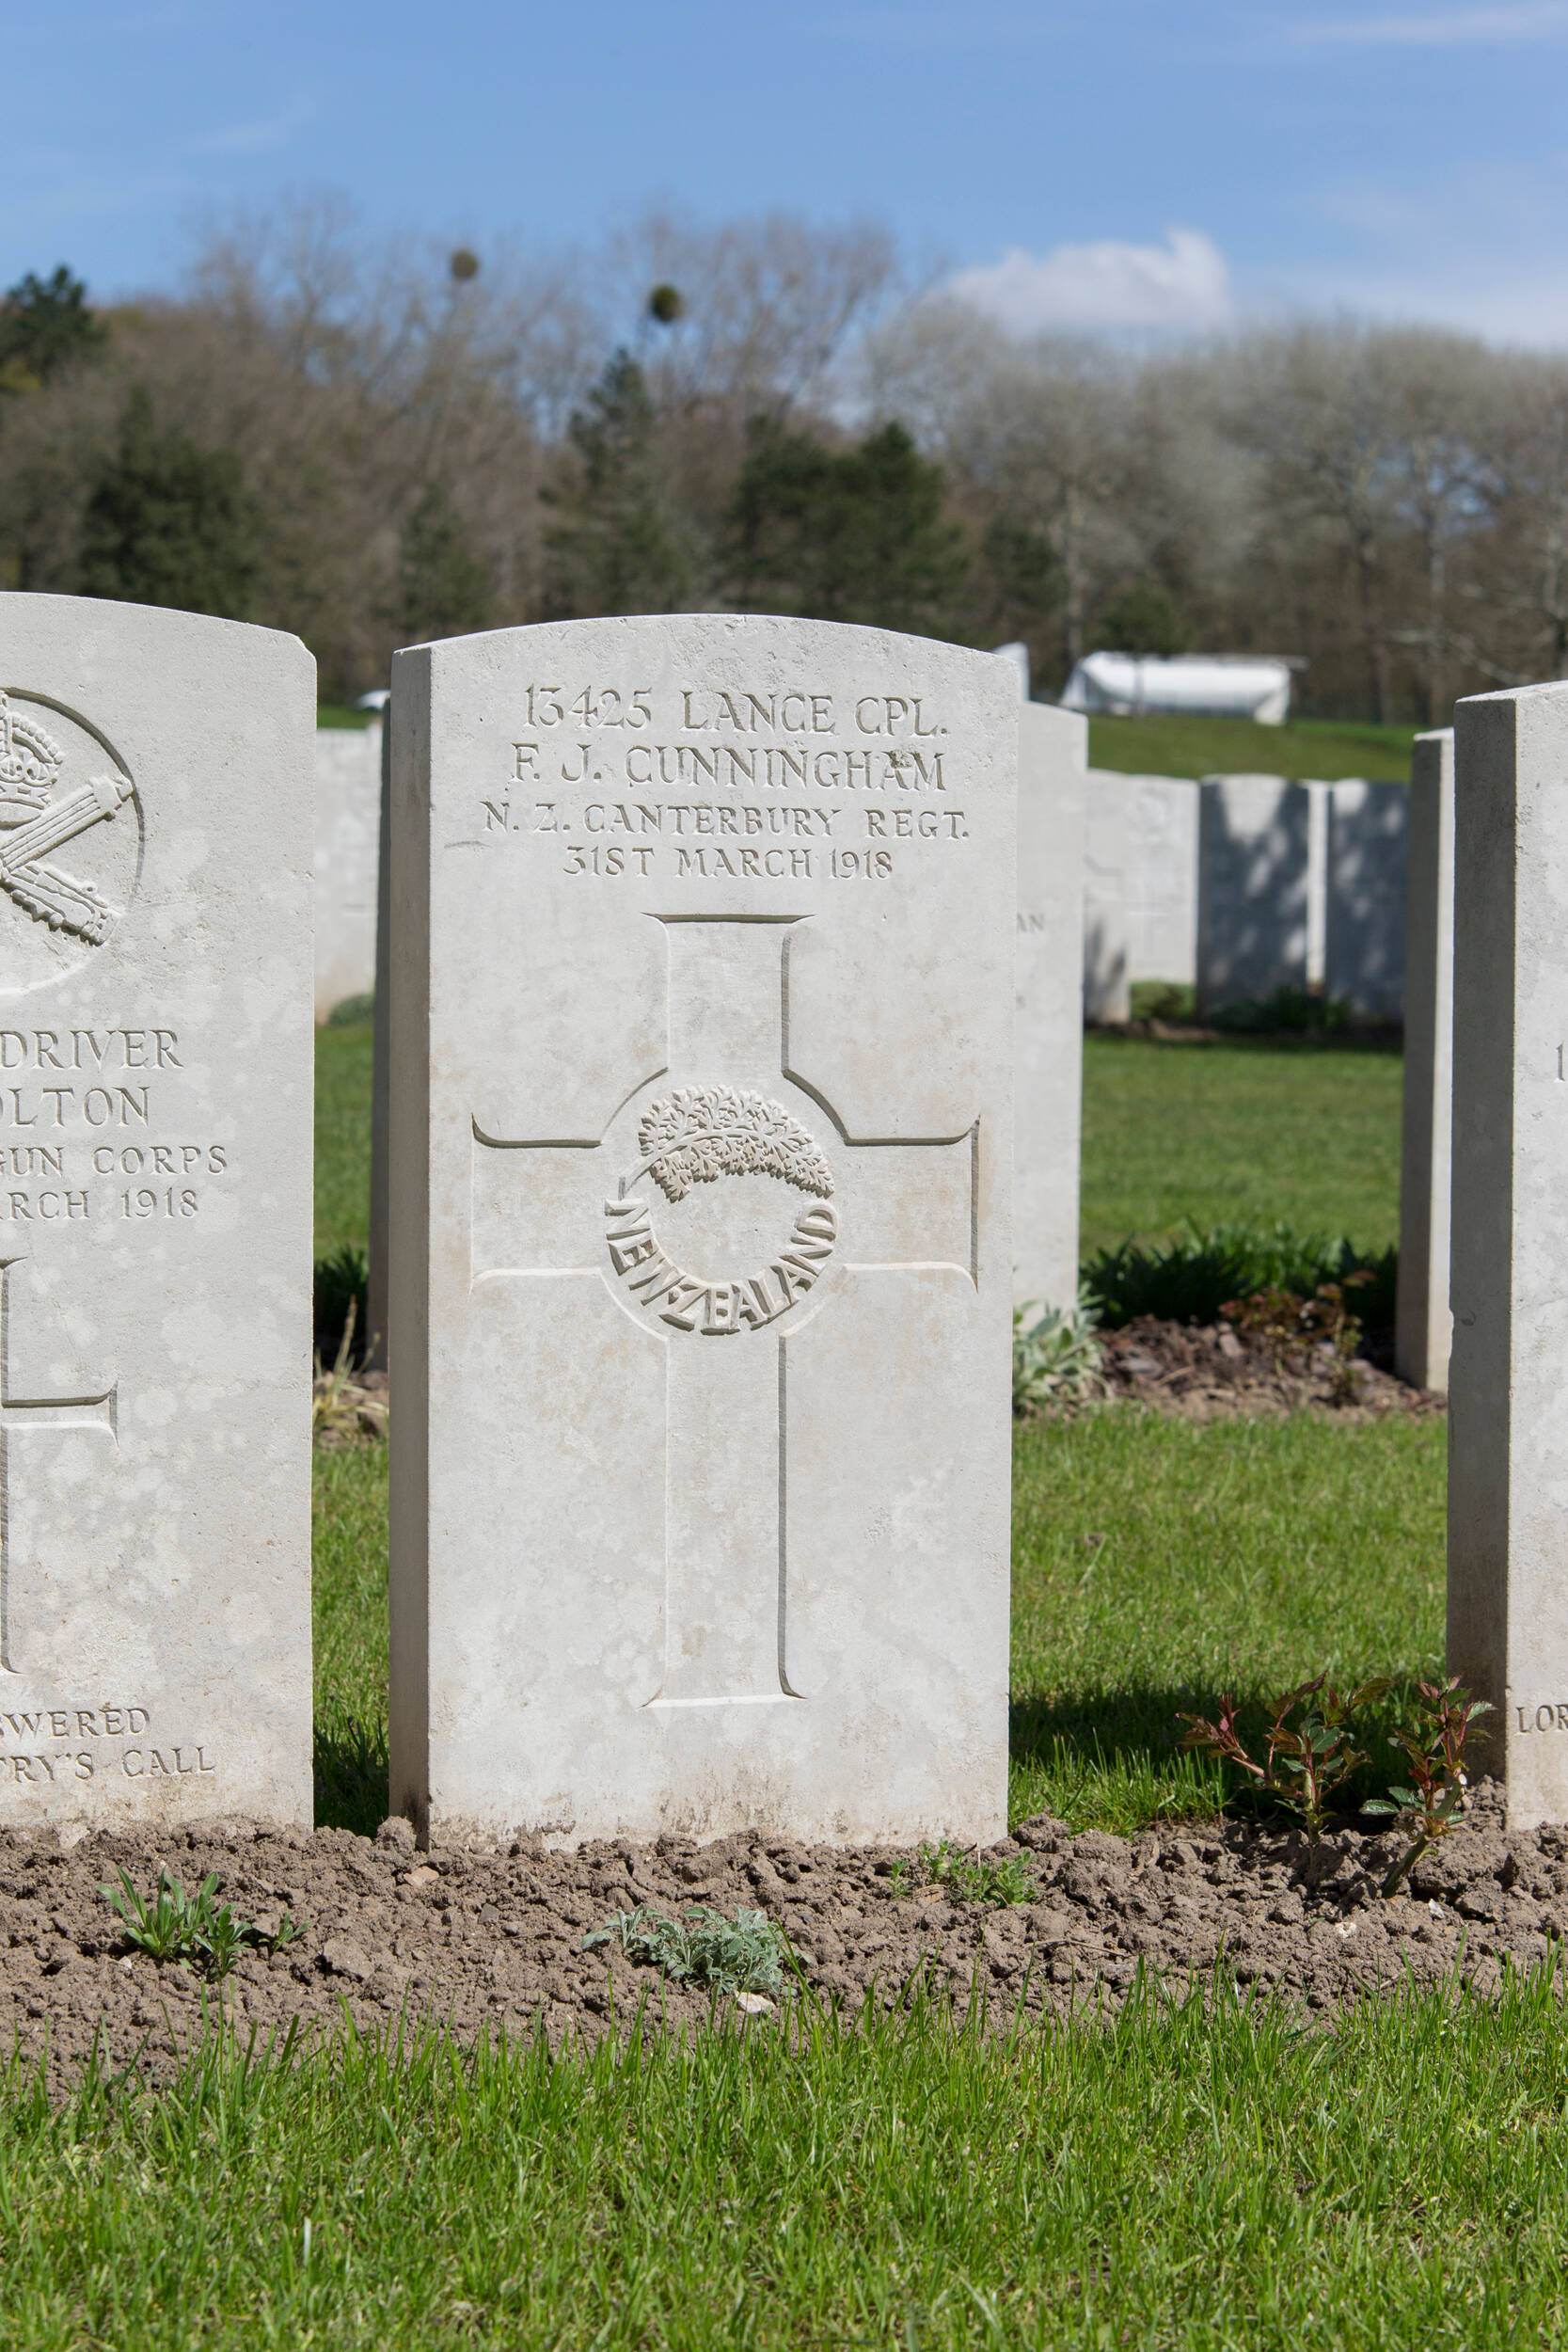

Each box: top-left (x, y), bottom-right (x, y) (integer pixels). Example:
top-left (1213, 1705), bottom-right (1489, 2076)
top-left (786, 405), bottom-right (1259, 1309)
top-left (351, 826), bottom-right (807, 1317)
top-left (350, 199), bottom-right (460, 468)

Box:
top-left (1457, 682), bottom-right (1568, 1816)
top-left (1195, 775), bottom-right (1310, 1014)
top-left (1015, 702), bottom-right (1085, 1310)
top-left (388, 616), bottom-right (1015, 1848)
top-left (1448, 682), bottom-right (1568, 1825)
top-left (1396, 732), bottom-right (1453, 1392)
top-left (0, 596), bottom-right (314, 1829)
top-left (1325, 779), bottom-right (1408, 1019)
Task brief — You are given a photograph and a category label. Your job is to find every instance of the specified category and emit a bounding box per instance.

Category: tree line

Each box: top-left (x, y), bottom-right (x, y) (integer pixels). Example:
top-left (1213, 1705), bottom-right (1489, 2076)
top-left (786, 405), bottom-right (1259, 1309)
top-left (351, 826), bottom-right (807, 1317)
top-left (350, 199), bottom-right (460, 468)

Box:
top-left (1, 196), bottom-right (1564, 722)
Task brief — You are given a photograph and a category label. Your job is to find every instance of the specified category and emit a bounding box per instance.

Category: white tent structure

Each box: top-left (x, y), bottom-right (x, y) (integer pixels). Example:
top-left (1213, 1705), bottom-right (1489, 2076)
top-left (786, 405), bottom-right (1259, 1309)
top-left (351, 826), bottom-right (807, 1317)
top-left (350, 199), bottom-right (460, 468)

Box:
top-left (1060, 652), bottom-right (1293, 726)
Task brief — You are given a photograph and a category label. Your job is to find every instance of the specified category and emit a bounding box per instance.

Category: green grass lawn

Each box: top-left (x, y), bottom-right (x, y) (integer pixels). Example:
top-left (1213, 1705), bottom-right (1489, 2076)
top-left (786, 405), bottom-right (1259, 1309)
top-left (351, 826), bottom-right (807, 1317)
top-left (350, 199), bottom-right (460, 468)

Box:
top-left (8, 1970), bottom-right (1568, 2350)
top-left (314, 1019), bottom-right (373, 1256)
top-left (1080, 1033), bottom-right (1402, 1257)
top-left (1087, 708), bottom-right (1419, 782)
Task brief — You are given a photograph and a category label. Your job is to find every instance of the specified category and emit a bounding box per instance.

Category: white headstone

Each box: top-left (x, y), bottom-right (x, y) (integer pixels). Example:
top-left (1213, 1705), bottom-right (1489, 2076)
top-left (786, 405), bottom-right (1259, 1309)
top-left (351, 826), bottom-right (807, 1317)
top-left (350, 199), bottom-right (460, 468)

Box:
top-left (1083, 771), bottom-right (1131, 1022)
top-left (1325, 779), bottom-right (1408, 1019)
top-left (0, 596), bottom-right (314, 1831)
top-left (1305, 780), bottom-right (1330, 989)
top-left (388, 616), bottom-right (1016, 1849)
top-left (1449, 681), bottom-right (1568, 1826)
top-left (1015, 703), bottom-right (1085, 1310)
top-left (365, 711), bottom-right (391, 1372)
top-left (313, 722), bottom-right (382, 1020)
top-left (1195, 775), bottom-right (1310, 1014)
top-left (1123, 773), bottom-right (1198, 986)
top-left (1396, 731), bottom-right (1452, 1393)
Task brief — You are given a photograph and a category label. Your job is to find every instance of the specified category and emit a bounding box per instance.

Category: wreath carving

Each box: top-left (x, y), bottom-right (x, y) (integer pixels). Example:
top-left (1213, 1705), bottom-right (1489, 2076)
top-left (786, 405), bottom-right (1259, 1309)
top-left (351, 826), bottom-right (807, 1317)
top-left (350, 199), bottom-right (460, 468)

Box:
top-left (636, 1087), bottom-right (834, 1205)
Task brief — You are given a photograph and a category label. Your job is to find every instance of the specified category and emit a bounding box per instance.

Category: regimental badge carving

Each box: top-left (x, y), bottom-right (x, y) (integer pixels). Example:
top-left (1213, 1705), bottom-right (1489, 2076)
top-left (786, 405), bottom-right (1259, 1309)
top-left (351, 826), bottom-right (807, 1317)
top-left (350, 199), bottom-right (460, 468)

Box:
top-left (0, 692), bottom-right (141, 993)
top-left (637, 1087), bottom-right (834, 1204)
top-left (606, 1084), bottom-right (838, 1336)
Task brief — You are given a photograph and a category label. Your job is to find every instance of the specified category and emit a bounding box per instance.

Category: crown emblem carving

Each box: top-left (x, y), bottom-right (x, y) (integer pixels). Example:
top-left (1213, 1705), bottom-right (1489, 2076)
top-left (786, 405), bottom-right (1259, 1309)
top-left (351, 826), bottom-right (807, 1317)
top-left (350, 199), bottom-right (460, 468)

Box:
top-left (0, 692), bottom-right (63, 829)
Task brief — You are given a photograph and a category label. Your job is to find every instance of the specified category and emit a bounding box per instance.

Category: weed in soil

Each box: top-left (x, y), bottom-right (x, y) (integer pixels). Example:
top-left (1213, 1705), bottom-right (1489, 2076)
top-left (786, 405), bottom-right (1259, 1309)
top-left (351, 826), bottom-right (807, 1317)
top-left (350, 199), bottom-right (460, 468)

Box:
top-left (1365, 1675), bottom-right (1494, 1897)
top-left (99, 1867), bottom-right (300, 1979)
top-left (582, 1904), bottom-right (789, 1996)
top-left (882, 1840), bottom-right (1037, 1906)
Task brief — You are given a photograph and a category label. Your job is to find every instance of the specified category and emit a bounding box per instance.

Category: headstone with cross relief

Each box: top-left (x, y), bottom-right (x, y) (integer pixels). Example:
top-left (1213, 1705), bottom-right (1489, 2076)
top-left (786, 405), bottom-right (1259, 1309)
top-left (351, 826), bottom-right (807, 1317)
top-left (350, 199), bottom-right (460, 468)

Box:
top-left (0, 596), bottom-right (314, 1832)
top-left (388, 615), bottom-right (1017, 1848)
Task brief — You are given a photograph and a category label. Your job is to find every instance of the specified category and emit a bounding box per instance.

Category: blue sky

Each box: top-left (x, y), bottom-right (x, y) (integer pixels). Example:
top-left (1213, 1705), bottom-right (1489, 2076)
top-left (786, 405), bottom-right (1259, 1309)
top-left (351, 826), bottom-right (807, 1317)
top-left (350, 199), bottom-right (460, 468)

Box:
top-left (6, 0), bottom-right (1568, 343)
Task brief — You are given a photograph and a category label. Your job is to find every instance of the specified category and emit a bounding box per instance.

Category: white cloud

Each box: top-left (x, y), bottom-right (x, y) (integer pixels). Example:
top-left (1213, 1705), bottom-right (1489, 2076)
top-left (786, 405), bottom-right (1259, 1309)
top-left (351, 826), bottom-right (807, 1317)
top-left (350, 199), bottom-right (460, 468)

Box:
top-left (1291, 3), bottom-right (1568, 45)
top-left (186, 92), bottom-right (316, 160)
top-left (945, 228), bottom-right (1233, 337)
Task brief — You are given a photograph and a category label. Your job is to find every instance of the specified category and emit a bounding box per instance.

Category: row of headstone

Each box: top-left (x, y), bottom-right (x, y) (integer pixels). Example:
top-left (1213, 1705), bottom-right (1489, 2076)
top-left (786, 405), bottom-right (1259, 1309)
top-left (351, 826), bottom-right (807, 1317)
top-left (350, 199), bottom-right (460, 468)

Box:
top-left (1, 601), bottom-right (1029, 1853)
top-left (1085, 771), bottom-right (1410, 1022)
top-left (11, 588), bottom-right (1557, 1839)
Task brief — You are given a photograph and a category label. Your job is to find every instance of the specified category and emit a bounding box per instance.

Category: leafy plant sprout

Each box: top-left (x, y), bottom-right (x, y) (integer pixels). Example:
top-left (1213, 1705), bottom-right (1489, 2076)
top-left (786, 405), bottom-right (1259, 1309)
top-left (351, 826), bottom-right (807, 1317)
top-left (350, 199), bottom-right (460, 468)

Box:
top-left (99, 1868), bottom-right (300, 1980)
top-left (582, 1904), bottom-right (788, 1996)
top-left (1179, 1675), bottom-right (1390, 1846)
top-left (879, 1841), bottom-right (1037, 1907)
top-left (1364, 1676), bottom-right (1493, 1898)
top-left (1013, 1288), bottom-right (1105, 1413)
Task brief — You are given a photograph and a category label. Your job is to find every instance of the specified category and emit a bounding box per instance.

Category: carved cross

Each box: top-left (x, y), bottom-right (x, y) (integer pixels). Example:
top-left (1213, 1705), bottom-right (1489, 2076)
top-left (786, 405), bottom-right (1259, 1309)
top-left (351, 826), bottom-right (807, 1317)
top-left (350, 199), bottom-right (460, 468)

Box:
top-left (471, 917), bottom-right (977, 1708)
top-left (0, 1252), bottom-right (117, 1675)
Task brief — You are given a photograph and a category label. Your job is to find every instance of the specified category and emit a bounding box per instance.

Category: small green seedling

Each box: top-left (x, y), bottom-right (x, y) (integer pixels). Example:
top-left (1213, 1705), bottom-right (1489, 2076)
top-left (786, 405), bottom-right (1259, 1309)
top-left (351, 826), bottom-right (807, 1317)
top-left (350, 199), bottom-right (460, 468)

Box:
top-left (1364, 1676), bottom-right (1493, 1898)
top-left (99, 1867), bottom-right (300, 1980)
top-left (1180, 1675), bottom-right (1390, 1844)
top-left (583, 1904), bottom-right (787, 1996)
top-left (879, 1840), bottom-right (1035, 1906)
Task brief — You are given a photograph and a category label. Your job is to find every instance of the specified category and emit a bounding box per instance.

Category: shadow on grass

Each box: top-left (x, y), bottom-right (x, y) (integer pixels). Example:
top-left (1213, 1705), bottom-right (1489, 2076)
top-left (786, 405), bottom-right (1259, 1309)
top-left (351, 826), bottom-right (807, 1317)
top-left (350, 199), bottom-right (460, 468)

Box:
top-left (1009, 1675), bottom-right (1438, 1837)
top-left (314, 1711), bottom-right (388, 1839)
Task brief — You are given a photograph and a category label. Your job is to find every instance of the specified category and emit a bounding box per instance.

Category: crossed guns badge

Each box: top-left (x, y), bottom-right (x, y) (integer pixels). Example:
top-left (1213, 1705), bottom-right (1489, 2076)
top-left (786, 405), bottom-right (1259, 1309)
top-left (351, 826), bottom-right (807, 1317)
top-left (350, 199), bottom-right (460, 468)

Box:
top-left (0, 767), bottom-right (135, 945)
top-left (0, 693), bottom-right (135, 946)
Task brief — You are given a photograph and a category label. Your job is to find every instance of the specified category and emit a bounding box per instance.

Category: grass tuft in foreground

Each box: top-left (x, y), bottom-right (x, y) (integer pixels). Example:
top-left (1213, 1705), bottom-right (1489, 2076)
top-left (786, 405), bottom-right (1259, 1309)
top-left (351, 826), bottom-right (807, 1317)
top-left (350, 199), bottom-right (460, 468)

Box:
top-left (5, 1970), bottom-right (1568, 2347)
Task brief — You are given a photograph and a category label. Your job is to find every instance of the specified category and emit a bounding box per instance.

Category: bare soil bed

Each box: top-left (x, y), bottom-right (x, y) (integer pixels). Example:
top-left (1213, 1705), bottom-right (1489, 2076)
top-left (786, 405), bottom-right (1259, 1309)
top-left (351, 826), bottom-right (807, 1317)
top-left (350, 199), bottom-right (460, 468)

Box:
top-left (0, 1784), bottom-right (1557, 2093)
top-left (1092, 1315), bottom-right (1443, 1422)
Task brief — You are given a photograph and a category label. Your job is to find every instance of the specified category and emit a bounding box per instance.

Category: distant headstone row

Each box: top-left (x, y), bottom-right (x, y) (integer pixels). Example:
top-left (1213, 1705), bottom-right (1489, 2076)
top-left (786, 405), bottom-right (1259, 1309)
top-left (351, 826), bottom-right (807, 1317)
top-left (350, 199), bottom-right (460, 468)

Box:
top-left (1085, 770), bottom-right (1410, 1023)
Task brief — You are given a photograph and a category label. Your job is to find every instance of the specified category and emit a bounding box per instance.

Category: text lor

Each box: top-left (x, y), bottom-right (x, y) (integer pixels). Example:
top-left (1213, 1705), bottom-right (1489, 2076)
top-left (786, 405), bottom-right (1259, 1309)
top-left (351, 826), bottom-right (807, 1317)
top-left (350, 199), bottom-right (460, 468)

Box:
top-left (605, 1197), bottom-right (838, 1333)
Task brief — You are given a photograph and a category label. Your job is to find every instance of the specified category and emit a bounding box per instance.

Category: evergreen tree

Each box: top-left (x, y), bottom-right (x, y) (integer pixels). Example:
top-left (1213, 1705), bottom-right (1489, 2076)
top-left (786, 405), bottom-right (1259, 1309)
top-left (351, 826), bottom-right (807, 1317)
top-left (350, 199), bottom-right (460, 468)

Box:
top-left (1092, 577), bottom-right (1190, 659)
top-left (544, 351), bottom-right (696, 615)
top-left (727, 420), bottom-right (968, 637)
top-left (398, 484), bottom-right (491, 641)
top-left (979, 514), bottom-right (1063, 644)
top-left (79, 387), bottom-right (261, 618)
top-left (0, 265), bottom-right (104, 392)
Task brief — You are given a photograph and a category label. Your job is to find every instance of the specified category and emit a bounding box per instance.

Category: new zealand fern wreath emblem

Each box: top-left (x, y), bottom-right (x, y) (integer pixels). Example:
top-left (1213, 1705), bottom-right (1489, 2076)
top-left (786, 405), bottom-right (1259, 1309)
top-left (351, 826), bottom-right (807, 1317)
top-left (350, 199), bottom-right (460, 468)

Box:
top-left (636, 1087), bottom-right (834, 1205)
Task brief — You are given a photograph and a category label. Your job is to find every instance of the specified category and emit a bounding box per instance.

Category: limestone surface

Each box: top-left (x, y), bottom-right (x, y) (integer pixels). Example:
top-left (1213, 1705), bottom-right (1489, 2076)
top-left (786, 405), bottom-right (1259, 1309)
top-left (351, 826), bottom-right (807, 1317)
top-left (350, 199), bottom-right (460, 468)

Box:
top-left (1397, 732), bottom-right (1452, 1393)
top-left (0, 595), bottom-right (315, 1833)
top-left (1196, 775), bottom-right (1310, 1013)
top-left (1325, 779), bottom-right (1408, 1019)
top-left (313, 722), bottom-right (382, 1020)
top-left (1014, 702), bottom-right (1085, 1311)
top-left (1449, 681), bottom-right (1568, 1825)
top-left (388, 615), bottom-right (1016, 1849)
